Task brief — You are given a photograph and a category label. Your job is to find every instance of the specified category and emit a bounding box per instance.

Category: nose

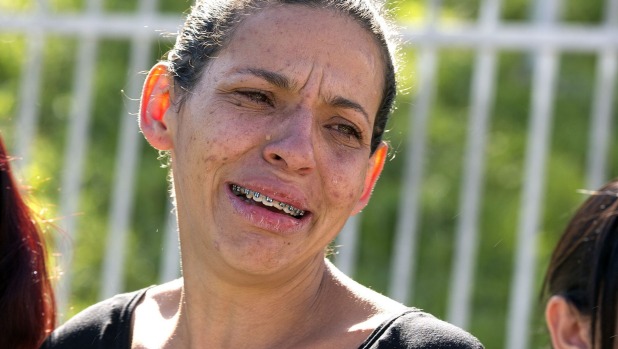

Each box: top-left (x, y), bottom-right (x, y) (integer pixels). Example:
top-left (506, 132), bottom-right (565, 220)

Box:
top-left (262, 109), bottom-right (316, 175)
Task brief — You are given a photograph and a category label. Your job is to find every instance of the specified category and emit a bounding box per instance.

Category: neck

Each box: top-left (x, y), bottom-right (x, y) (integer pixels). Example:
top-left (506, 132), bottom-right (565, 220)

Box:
top-left (175, 256), bottom-right (337, 349)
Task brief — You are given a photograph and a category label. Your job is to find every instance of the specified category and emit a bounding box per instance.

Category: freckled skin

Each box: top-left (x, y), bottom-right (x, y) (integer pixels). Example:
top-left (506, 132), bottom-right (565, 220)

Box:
top-left (166, 5), bottom-right (385, 280)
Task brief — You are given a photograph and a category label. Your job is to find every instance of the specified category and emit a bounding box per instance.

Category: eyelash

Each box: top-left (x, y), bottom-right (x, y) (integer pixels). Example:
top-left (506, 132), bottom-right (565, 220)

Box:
top-left (331, 123), bottom-right (362, 140)
top-left (236, 90), bottom-right (273, 107)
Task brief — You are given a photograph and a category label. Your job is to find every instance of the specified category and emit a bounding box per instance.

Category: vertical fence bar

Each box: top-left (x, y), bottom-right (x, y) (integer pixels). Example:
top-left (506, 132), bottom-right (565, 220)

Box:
top-left (388, 0), bottom-right (441, 304)
top-left (506, 2), bottom-right (561, 348)
top-left (159, 200), bottom-right (180, 283)
top-left (100, 0), bottom-right (158, 299)
top-left (447, 0), bottom-right (501, 329)
top-left (12, 1), bottom-right (47, 170)
top-left (506, 48), bottom-right (559, 349)
top-left (55, 0), bottom-right (103, 317)
top-left (585, 0), bottom-right (618, 189)
top-left (530, 0), bottom-right (562, 23)
top-left (334, 214), bottom-right (361, 276)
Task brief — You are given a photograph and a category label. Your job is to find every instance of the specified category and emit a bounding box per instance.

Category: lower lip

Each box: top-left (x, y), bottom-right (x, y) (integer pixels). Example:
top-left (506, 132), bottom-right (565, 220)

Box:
top-left (226, 186), bottom-right (308, 235)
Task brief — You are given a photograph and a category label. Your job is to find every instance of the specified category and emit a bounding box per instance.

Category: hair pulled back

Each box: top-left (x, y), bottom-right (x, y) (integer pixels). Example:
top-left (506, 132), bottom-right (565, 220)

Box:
top-left (167, 0), bottom-right (398, 154)
top-left (542, 180), bottom-right (618, 349)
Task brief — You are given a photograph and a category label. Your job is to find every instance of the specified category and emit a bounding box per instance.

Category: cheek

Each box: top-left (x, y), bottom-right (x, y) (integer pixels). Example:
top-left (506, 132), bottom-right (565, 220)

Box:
top-left (334, 180), bottom-right (362, 202)
top-left (178, 117), bottom-right (251, 168)
top-left (322, 157), bottom-right (366, 206)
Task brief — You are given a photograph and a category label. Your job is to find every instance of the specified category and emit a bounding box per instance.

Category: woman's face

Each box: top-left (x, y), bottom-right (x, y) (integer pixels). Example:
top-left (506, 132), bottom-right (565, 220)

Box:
top-left (166, 5), bottom-right (385, 278)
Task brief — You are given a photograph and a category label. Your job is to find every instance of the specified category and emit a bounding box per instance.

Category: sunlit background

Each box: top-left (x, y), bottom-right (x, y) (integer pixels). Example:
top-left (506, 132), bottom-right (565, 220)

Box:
top-left (1, 0), bottom-right (617, 348)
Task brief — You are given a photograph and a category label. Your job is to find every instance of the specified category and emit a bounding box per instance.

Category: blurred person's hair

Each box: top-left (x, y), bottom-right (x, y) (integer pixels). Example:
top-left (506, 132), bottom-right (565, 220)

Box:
top-left (542, 180), bottom-right (618, 349)
top-left (0, 137), bottom-right (56, 349)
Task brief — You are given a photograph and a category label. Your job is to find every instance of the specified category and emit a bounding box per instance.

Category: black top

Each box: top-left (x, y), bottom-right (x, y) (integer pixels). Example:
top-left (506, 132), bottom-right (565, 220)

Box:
top-left (41, 288), bottom-right (483, 349)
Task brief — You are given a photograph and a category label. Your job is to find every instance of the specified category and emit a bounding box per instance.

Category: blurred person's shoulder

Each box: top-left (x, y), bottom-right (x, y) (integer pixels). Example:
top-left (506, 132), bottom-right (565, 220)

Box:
top-left (360, 308), bottom-right (484, 349)
top-left (39, 287), bottom-right (152, 349)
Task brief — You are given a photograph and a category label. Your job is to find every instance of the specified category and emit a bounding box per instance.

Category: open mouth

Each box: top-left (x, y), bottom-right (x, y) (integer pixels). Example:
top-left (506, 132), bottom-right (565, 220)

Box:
top-left (231, 184), bottom-right (305, 219)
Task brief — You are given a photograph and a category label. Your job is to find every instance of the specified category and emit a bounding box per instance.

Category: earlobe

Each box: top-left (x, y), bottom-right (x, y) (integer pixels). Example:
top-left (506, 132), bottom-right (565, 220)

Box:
top-left (140, 62), bottom-right (174, 150)
top-left (351, 142), bottom-right (388, 215)
top-left (545, 296), bottom-right (592, 349)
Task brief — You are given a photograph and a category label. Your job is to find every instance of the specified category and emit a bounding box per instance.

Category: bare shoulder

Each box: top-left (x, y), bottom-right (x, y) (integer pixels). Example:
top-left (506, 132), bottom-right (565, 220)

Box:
top-left (131, 279), bottom-right (183, 349)
top-left (326, 260), bottom-right (406, 314)
top-left (137, 278), bottom-right (183, 308)
top-left (324, 262), bottom-right (483, 349)
top-left (315, 262), bottom-right (405, 345)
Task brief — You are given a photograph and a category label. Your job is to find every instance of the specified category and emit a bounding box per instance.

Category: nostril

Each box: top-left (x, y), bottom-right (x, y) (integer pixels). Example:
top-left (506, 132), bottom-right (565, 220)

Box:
top-left (271, 154), bottom-right (283, 161)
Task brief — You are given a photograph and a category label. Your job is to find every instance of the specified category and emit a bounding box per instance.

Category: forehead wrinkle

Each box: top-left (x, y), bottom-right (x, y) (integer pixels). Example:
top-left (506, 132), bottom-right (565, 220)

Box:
top-left (297, 66), bottom-right (372, 123)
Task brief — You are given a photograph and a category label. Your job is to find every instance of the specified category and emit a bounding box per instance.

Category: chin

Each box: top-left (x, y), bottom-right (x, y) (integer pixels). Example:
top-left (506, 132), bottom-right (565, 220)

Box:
top-left (219, 233), bottom-right (299, 275)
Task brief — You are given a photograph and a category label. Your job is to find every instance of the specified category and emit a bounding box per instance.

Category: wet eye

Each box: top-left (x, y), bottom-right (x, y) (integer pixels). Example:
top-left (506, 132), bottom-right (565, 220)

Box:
top-left (237, 90), bottom-right (273, 107)
top-left (331, 124), bottom-right (362, 140)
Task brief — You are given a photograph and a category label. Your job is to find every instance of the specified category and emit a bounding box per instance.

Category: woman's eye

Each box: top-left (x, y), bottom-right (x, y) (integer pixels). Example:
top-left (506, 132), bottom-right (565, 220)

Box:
top-left (237, 90), bottom-right (273, 106)
top-left (332, 124), bottom-right (362, 140)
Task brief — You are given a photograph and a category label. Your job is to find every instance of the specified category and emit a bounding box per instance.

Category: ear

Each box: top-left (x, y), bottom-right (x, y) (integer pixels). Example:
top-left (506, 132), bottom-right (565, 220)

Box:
top-left (545, 296), bottom-right (592, 349)
top-left (351, 142), bottom-right (388, 216)
top-left (140, 62), bottom-right (174, 150)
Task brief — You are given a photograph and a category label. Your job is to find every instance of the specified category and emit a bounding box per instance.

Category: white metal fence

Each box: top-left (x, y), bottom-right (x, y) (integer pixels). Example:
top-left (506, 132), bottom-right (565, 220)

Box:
top-left (2, 0), bottom-right (617, 348)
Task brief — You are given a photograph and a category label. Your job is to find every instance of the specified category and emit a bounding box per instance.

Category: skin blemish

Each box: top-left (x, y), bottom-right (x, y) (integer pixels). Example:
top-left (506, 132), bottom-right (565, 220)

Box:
top-left (203, 155), bottom-right (217, 164)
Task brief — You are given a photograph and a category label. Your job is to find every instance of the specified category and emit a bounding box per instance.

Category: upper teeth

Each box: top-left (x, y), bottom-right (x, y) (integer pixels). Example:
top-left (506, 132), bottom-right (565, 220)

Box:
top-left (232, 184), bottom-right (305, 217)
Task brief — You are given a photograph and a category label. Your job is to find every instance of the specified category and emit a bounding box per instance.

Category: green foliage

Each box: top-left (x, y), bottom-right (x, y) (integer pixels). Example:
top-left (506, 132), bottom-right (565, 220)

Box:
top-left (48, 0), bottom-right (84, 12)
top-left (158, 0), bottom-right (193, 14)
top-left (501, 0), bottom-right (532, 21)
top-left (563, 0), bottom-right (605, 23)
top-left (0, 0), bottom-right (33, 11)
top-left (0, 34), bottom-right (25, 147)
top-left (1, 0), bottom-right (616, 348)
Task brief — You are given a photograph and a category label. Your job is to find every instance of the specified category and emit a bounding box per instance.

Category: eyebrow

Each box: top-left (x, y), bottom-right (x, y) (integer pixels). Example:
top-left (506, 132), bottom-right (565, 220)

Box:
top-left (236, 67), bottom-right (370, 121)
top-left (328, 96), bottom-right (370, 122)
top-left (238, 67), bottom-right (292, 90)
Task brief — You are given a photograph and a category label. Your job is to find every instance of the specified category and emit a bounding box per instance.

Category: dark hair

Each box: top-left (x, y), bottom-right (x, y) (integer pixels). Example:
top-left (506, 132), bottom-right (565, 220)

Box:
top-left (166, 0), bottom-right (398, 154)
top-left (542, 180), bottom-right (618, 349)
top-left (0, 137), bottom-right (56, 349)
